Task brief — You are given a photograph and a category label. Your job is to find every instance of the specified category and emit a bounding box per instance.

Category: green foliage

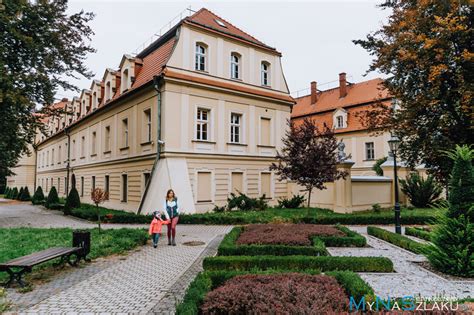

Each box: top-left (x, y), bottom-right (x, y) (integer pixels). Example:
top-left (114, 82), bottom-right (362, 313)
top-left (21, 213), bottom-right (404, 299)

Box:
top-left (32, 186), bottom-right (45, 204)
top-left (212, 205), bottom-right (226, 213)
top-left (427, 145), bottom-right (474, 277)
top-left (17, 187), bottom-right (24, 200)
top-left (11, 187), bottom-right (18, 199)
top-left (367, 226), bottom-right (427, 254)
top-left (19, 186), bottom-right (31, 201)
top-left (64, 187), bottom-right (81, 215)
top-left (227, 192), bottom-right (268, 211)
top-left (45, 186), bottom-right (59, 208)
top-left (317, 225), bottom-right (366, 247)
top-left (72, 204), bottom-right (152, 223)
top-left (175, 272), bottom-right (212, 315)
top-left (0, 227), bottom-right (148, 283)
top-left (372, 156), bottom-right (387, 176)
top-left (400, 173), bottom-right (442, 208)
top-left (203, 255), bottom-right (394, 273)
top-left (326, 271), bottom-right (374, 301)
top-left (405, 227), bottom-right (432, 241)
top-left (372, 203), bottom-right (382, 213)
top-left (4, 187), bottom-right (11, 199)
top-left (277, 194), bottom-right (306, 209)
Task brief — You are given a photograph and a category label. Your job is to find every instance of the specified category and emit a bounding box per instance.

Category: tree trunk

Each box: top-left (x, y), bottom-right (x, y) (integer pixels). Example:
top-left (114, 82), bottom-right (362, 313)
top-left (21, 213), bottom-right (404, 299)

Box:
top-left (96, 204), bottom-right (101, 233)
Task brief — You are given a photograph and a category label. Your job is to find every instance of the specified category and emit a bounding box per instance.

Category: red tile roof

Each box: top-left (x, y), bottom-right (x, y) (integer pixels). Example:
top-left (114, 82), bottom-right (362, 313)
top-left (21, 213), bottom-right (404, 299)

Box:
top-left (184, 8), bottom-right (278, 53)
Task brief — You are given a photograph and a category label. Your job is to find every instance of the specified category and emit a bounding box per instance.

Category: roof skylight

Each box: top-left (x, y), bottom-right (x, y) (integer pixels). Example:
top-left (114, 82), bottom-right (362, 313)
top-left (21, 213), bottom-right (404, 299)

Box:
top-left (215, 19), bottom-right (227, 28)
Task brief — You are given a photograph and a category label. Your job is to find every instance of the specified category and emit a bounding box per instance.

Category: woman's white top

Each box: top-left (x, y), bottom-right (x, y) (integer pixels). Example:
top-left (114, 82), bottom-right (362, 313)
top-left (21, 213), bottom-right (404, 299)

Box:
top-left (163, 199), bottom-right (180, 219)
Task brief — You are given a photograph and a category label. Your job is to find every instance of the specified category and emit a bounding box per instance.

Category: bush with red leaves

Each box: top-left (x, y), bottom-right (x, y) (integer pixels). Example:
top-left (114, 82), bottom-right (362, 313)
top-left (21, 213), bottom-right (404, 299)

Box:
top-left (201, 273), bottom-right (347, 314)
top-left (236, 224), bottom-right (345, 246)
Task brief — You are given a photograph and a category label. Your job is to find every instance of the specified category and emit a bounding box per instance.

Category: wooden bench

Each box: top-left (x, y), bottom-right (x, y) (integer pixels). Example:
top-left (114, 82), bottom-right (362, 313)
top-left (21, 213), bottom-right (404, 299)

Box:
top-left (0, 247), bottom-right (84, 287)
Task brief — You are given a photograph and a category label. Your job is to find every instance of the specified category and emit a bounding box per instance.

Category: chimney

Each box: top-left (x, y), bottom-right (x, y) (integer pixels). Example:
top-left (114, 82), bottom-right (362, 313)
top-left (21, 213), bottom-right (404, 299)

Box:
top-left (61, 97), bottom-right (68, 102)
top-left (339, 72), bottom-right (347, 98)
top-left (310, 81), bottom-right (318, 104)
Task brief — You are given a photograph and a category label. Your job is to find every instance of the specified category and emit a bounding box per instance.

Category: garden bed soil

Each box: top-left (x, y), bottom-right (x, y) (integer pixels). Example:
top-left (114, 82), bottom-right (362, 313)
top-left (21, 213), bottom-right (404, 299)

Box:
top-left (236, 224), bottom-right (345, 246)
top-left (414, 261), bottom-right (474, 282)
top-left (200, 273), bottom-right (347, 314)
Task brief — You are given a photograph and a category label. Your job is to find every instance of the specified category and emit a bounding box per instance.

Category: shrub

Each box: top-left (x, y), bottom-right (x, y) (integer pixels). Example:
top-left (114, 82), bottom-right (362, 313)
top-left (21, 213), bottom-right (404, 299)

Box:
top-left (32, 186), bottom-right (45, 205)
top-left (367, 226), bottom-right (426, 254)
top-left (11, 187), bottom-right (18, 199)
top-left (405, 227), bottom-right (432, 241)
top-left (45, 186), bottom-right (59, 208)
top-left (317, 225), bottom-right (367, 247)
top-left (212, 205), bottom-right (226, 213)
top-left (227, 192), bottom-right (268, 211)
top-left (236, 224), bottom-right (344, 246)
top-left (200, 273), bottom-right (347, 314)
top-left (217, 227), bottom-right (328, 256)
top-left (65, 187), bottom-right (81, 210)
top-left (372, 156), bottom-right (387, 176)
top-left (19, 187), bottom-right (31, 201)
top-left (3, 187), bottom-right (10, 198)
top-left (277, 194), bottom-right (306, 209)
top-left (372, 203), bottom-right (382, 213)
top-left (203, 255), bottom-right (394, 272)
top-left (175, 272), bottom-right (212, 315)
top-left (17, 187), bottom-right (24, 200)
top-left (326, 271), bottom-right (374, 301)
top-left (427, 144), bottom-right (474, 277)
top-left (399, 173), bottom-right (442, 208)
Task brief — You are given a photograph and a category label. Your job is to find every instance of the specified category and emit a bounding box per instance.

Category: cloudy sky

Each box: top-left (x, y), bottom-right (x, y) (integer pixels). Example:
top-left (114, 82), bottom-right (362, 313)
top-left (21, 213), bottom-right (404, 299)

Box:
top-left (58, 0), bottom-right (391, 100)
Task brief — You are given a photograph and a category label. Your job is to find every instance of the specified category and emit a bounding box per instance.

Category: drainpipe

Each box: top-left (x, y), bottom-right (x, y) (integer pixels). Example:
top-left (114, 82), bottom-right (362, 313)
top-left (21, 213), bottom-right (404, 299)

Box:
top-left (33, 144), bottom-right (38, 192)
top-left (65, 129), bottom-right (71, 195)
top-left (137, 75), bottom-right (163, 214)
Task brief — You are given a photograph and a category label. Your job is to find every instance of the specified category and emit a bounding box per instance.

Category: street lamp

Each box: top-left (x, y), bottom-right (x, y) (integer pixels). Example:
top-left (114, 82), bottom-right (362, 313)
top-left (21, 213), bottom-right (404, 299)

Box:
top-left (388, 135), bottom-right (401, 234)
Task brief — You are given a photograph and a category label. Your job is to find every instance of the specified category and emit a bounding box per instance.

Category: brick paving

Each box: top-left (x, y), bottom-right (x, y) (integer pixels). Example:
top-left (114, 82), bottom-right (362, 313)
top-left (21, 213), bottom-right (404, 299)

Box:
top-left (0, 202), bottom-right (232, 314)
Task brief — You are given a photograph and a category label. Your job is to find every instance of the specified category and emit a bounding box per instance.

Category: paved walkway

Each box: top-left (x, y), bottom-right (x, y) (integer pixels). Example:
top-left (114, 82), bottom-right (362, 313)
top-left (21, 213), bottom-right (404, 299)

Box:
top-left (328, 226), bottom-right (474, 299)
top-left (0, 201), bottom-right (232, 314)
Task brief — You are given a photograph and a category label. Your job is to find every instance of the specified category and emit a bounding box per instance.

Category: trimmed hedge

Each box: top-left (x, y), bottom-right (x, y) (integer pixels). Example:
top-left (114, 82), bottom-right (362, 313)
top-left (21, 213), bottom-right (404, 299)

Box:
top-left (317, 225), bottom-right (366, 247)
top-left (203, 255), bottom-right (394, 272)
top-left (71, 204), bottom-right (152, 223)
top-left (367, 226), bottom-right (427, 254)
top-left (405, 227), bottom-right (432, 241)
top-left (176, 270), bottom-right (373, 315)
top-left (217, 227), bottom-right (328, 256)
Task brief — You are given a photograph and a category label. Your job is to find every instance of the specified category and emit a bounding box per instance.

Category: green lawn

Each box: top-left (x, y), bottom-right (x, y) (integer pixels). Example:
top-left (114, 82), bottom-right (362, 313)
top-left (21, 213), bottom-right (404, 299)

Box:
top-left (0, 227), bottom-right (148, 283)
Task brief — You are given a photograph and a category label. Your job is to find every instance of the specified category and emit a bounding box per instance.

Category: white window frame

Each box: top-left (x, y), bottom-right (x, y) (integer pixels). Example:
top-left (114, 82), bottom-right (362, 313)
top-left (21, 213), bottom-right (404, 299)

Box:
top-left (230, 53), bottom-right (240, 79)
top-left (365, 142), bottom-right (375, 160)
top-left (195, 107), bottom-right (211, 141)
top-left (336, 116), bottom-right (344, 128)
top-left (195, 43), bottom-right (207, 71)
top-left (144, 108), bottom-right (152, 143)
top-left (261, 61), bottom-right (270, 86)
top-left (230, 112), bottom-right (243, 144)
top-left (122, 118), bottom-right (129, 148)
top-left (104, 125), bottom-right (111, 152)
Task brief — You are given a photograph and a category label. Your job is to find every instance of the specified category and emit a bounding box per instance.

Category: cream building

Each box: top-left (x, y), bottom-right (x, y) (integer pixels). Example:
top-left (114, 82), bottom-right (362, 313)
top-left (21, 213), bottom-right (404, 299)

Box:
top-left (10, 8), bottom-right (294, 213)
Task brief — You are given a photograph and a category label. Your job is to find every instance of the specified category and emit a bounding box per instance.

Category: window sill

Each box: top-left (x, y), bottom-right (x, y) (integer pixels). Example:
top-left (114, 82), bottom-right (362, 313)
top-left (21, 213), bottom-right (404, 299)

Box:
top-left (227, 142), bottom-right (247, 146)
top-left (261, 84), bottom-right (272, 89)
top-left (197, 200), bottom-right (212, 203)
top-left (363, 159), bottom-right (375, 162)
top-left (103, 150), bottom-right (111, 154)
top-left (119, 146), bottom-right (129, 151)
top-left (90, 153), bottom-right (97, 157)
top-left (71, 158), bottom-right (76, 162)
top-left (140, 141), bottom-right (153, 146)
top-left (194, 69), bottom-right (209, 74)
top-left (80, 156), bottom-right (85, 160)
top-left (192, 139), bottom-right (216, 144)
top-left (230, 78), bottom-right (242, 82)
top-left (257, 144), bottom-right (276, 148)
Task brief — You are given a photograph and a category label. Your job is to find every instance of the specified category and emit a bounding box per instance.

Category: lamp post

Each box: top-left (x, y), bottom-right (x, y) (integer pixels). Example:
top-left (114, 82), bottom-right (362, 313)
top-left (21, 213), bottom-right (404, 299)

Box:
top-left (388, 135), bottom-right (401, 234)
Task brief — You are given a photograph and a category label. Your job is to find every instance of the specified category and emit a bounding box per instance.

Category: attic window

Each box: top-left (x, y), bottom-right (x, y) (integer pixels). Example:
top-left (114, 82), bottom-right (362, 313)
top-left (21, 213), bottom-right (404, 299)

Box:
top-left (215, 19), bottom-right (227, 28)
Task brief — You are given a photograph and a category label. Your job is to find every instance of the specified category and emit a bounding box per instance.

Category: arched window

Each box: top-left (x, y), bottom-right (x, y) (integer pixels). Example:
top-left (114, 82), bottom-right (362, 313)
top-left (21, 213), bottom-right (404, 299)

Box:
top-left (105, 81), bottom-right (111, 101)
top-left (122, 69), bottom-right (129, 93)
top-left (195, 44), bottom-right (206, 71)
top-left (261, 62), bottom-right (270, 86)
top-left (230, 53), bottom-right (240, 79)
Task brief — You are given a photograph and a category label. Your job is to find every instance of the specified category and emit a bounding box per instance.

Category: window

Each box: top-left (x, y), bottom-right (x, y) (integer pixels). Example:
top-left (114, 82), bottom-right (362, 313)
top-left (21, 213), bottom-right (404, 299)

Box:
top-left (122, 119), bottom-right (129, 148)
top-left (80, 176), bottom-right (84, 197)
top-left (105, 175), bottom-right (110, 200)
top-left (105, 81), bottom-right (111, 101)
top-left (231, 172), bottom-right (243, 194)
top-left (261, 173), bottom-right (271, 198)
top-left (261, 62), bottom-right (270, 86)
top-left (57, 178), bottom-right (60, 193)
top-left (105, 126), bottom-right (111, 152)
top-left (121, 174), bottom-right (128, 202)
top-left (72, 140), bottom-right (76, 159)
top-left (82, 100), bottom-right (86, 116)
top-left (47, 151), bottom-right (49, 166)
top-left (197, 172), bottom-right (212, 202)
top-left (260, 117), bottom-right (271, 146)
top-left (121, 69), bottom-right (129, 93)
top-left (64, 177), bottom-right (67, 194)
top-left (336, 116), bottom-right (344, 129)
top-left (144, 109), bottom-right (152, 143)
top-left (195, 44), bottom-right (206, 71)
top-left (231, 53), bottom-right (240, 79)
top-left (230, 113), bottom-right (242, 143)
top-left (365, 142), bottom-right (375, 160)
top-left (92, 91), bottom-right (97, 110)
top-left (91, 176), bottom-right (96, 191)
top-left (81, 136), bottom-right (85, 157)
top-left (64, 142), bottom-right (67, 162)
top-left (46, 178), bottom-right (48, 191)
top-left (58, 146), bottom-right (61, 164)
top-left (91, 132), bottom-right (97, 155)
top-left (51, 149), bottom-right (55, 165)
top-left (196, 108), bottom-right (209, 141)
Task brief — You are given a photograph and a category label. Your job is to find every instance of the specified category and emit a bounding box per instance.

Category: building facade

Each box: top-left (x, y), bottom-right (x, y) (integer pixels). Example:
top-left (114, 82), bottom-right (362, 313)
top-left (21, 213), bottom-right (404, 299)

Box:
top-left (292, 74), bottom-right (393, 175)
top-left (13, 8), bottom-right (294, 213)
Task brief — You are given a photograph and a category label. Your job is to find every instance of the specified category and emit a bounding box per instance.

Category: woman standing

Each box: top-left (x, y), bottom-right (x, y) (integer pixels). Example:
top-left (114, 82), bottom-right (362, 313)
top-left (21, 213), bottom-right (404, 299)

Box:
top-left (164, 189), bottom-right (180, 246)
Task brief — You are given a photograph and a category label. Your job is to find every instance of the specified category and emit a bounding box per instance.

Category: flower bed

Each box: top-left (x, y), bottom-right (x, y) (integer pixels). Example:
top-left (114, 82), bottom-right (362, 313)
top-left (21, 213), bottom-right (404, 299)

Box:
top-left (201, 273), bottom-right (347, 314)
top-left (176, 270), bottom-right (374, 315)
top-left (203, 255), bottom-right (394, 272)
top-left (367, 226), bottom-right (427, 254)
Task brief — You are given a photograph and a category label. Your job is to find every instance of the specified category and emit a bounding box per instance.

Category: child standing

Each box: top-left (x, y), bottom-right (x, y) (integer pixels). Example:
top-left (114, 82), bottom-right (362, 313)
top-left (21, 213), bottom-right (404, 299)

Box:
top-left (148, 211), bottom-right (170, 248)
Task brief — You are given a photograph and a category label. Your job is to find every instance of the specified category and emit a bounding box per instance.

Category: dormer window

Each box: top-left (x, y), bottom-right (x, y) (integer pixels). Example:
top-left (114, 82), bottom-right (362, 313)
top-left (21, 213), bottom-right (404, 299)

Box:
top-left (92, 91), bottom-right (97, 110)
top-left (261, 62), bottom-right (270, 86)
top-left (121, 68), bottom-right (130, 93)
top-left (231, 53), bottom-right (240, 80)
top-left (105, 81), bottom-right (111, 101)
top-left (195, 44), bottom-right (207, 71)
top-left (333, 109), bottom-right (348, 129)
top-left (336, 116), bottom-right (344, 128)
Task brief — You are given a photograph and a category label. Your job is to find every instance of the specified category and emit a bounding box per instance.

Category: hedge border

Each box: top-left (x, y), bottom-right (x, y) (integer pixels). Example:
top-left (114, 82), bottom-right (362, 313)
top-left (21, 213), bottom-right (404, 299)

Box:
top-left (317, 225), bottom-right (366, 247)
top-left (203, 255), bottom-right (394, 273)
top-left (404, 227), bottom-right (432, 241)
top-left (175, 270), bottom-right (374, 315)
top-left (367, 226), bottom-right (427, 254)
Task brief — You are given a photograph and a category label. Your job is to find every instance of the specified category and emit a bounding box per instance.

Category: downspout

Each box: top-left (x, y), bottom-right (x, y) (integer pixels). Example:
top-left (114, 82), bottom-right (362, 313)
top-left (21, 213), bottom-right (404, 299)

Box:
top-left (33, 144), bottom-right (38, 192)
top-left (137, 75), bottom-right (163, 214)
top-left (65, 129), bottom-right (71, 195)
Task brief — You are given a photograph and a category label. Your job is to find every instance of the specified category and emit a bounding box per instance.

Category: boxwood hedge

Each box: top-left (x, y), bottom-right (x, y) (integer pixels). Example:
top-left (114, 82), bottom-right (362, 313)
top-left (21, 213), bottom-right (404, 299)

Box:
top-left (404, 227), bottom-right (432, 241)
top-left (203, 255), bottom-right (394, 273)
top-left (176, 270), bottom-right (374, 315)
top-left (367, 226), bottom-right (427, 254)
